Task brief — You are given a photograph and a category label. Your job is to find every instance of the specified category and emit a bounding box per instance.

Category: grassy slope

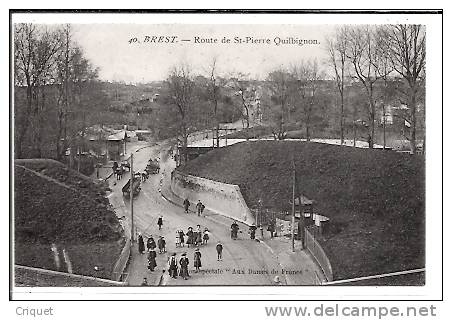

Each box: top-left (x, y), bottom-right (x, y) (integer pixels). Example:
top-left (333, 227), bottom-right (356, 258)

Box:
top-left (14, 159), bottom-right (124, 279)
top-left (180, 141), bottom-right (425, 280)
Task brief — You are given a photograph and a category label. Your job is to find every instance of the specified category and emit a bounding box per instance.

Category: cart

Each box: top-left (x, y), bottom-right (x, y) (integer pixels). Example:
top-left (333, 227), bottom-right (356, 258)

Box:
top-left (146, 159), bottom-right (160, 174)
top-left (122, 178), bottom-right (141, 197)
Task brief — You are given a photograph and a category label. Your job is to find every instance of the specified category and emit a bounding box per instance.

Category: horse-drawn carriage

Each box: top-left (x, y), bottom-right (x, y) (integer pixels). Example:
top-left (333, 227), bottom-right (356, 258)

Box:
top-left (146, 158), bottom-right (160, 174)
top-left (122, 178), bottom-right (141, 198)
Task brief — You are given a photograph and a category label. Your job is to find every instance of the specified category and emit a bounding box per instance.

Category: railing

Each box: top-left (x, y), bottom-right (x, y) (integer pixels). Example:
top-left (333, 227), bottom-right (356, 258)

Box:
top-left (111, 238), bottom-right (131, 282)
top-left (305, 227), bottom-right (333, 282)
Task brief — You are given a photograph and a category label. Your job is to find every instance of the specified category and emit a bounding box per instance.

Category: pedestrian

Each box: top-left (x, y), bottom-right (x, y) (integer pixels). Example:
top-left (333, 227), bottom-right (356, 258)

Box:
top-left (267, 223), bottom-right (275, 238)
top-left (183, 198), bottom-right (190, 214)
top-left (147, 236), bottom-right (156, 251)
top-left (157, 215), bottom-right (163, 230)
top-left (186, 227), bottom-right (194, 248)
top-left (178, 229), bottom-right (185, 247)
top-left (175, 230), bottom-right (181, 248)
top-left (203, 228), bottom-right (210, 245)
top-left (158, 236), bottom-right (166, 254)
top-left (112, 161), bottom-right (118, 176)
top-left (216, 241), bottom-right (223, 261)
top-left (230, 220), bottom-right (239, 240)
top-left (249, 224), bottom-right (257, 240)
top-left (259, 225), bottom-right (264, 239)
top-left (147, 248), bottom-right (157, 271)
top-left (179, 253), bottom-right (190, 280)
top-left (201, 203), bottom-right (205, 215)
top-left (193, 248), bottom-right (202, 273)
top-left (168, 253), bottom-right (178, 279)
top-left (195, 225), bottom-right (202, 246)
top-left (138, 234), bottom-right (145, 254)
top-left (141, 277), bottom-right (148, 286)
top-left (196, 200), bottom-right (203, 216)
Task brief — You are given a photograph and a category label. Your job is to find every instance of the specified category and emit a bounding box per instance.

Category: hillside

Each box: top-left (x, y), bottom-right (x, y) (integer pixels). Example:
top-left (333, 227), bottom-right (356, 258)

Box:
top-left (14, 159), bottom-right (124, 279)
top-left (179, 141), bottom-right (425, 280)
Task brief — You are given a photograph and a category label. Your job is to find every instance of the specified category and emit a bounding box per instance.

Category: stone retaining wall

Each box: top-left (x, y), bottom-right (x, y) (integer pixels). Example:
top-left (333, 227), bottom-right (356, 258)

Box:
top-left (171, 170), bottom-right (255, 225)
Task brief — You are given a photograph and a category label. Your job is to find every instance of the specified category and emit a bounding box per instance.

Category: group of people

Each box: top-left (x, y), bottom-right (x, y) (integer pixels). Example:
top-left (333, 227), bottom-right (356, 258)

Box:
top-left (138, 234), bottom-right (167, 256)
top-left (112, 161), bottom-right (126, 180)
top-left (167, 248), bottom-right (203, 280)
top-left (183, 225), bottom-right (210, 248)
top-left (231, 220), bottom-right (260, 240)
top-left (183, 199), bottom-right (206, 217)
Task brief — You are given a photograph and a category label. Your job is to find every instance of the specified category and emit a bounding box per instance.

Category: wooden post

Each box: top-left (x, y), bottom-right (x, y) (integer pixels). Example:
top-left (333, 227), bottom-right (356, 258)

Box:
top-left (77, 146), bottom-right (80, 172)
top-left (130, 153), bottom-right (134, 243)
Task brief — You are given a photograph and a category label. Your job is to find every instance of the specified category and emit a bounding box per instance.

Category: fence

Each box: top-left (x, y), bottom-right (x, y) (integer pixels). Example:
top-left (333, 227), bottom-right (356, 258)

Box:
top-left (111, 238), bottom-right (131, 282)
top-left (305, 227), bottom-right (333, 282)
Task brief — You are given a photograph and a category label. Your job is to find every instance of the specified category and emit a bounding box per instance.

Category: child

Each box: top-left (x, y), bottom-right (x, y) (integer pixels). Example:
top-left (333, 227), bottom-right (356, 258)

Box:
top-left (203, 228), bottom-right (210, 245)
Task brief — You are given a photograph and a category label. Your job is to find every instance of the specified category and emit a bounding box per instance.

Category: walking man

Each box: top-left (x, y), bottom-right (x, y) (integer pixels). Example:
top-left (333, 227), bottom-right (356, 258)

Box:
top-left (158, 236), bottom-right (166, 254)
top-left (230, 220), bottom-right (239, 240)
top-left (196, 200), bottom-right (203, 216)
top-left (249, 224), bottom-right (257, 240)
top-left (183, 198), bottom-right (190, 214)
top-left (157, 215), bottom-right (163, 230)
top-left (216, 241), bottom-right (223, 261)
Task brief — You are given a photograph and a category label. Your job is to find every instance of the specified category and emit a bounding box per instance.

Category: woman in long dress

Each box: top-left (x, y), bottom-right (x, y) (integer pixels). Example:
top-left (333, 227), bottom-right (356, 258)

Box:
top-left (138, 234), bottom-right (145, 254)
top-left (193, 248), bottom-right (202, 273)
top-left (186, 227), bottom-right (194, 248)
top-left (179, 230), bottom-right (185, 247)
top-left (179, 253), bottom-right (189, 280)
top-left (195, 225), bottom-right (202, 246)
top-left (147, 248), bottom-right (157, 271)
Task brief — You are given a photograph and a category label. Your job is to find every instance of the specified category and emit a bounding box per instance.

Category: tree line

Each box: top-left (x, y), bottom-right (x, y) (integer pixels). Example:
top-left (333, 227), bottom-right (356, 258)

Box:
top-left (164, 24), bottom-right (425, 157)
top-left (13, 23), bottom-right (425, 163)
top-left (14, 23), bottom-right (107, 160)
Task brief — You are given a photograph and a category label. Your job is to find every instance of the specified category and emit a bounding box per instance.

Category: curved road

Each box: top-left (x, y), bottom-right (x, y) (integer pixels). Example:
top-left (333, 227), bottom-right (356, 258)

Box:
top-left (112, 140), bottom-right (314, 286)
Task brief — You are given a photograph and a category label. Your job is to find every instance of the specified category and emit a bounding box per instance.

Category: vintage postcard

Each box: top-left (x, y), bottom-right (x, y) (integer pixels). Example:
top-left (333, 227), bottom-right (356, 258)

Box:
top-left (10, 10), bottom-right (443, 301)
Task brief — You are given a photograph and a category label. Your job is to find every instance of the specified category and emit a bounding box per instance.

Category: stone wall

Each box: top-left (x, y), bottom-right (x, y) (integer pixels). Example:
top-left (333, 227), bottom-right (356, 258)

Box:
top-left (171, 170), bottom-right (255, 225)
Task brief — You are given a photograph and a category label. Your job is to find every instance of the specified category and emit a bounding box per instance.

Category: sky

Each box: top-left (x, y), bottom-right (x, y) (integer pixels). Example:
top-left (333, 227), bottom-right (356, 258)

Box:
top-left (72, 24), bottom-right (336, 83)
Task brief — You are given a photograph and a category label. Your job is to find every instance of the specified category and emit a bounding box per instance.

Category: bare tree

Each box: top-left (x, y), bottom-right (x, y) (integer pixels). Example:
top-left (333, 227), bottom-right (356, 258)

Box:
top-left (53, 24), bottom-right (72, 160)
top-left (267, 68), bottom-right (293, 140)
top-left (326, 26), bottom-right (349, 145)
top-left (167, 63), bottom-right (195, 164)
top-left (228, 73), bottom-right (258, 138)
top-left (14, 23), bottom-right (61, 158)
top-left (345, 25), bottom-right (390, 149)
top-left (293, 59), bottom-right (324, 141)
top-left (382, 24), bottom-right (426, 154)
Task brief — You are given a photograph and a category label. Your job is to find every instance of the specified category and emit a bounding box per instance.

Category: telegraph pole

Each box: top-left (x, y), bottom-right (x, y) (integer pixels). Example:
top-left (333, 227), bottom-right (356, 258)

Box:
top-left (291, 157), bottom-right (296, 252)
top-left (130, 153), bottom-right (134, 243)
